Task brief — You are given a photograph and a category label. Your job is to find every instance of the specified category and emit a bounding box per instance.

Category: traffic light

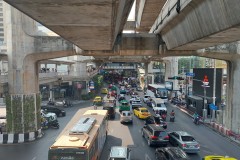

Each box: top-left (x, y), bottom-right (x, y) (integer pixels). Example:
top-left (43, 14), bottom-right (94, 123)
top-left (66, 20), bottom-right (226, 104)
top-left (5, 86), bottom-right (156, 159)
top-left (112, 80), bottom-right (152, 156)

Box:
top-left (168, 76), bottom-right (184, 80)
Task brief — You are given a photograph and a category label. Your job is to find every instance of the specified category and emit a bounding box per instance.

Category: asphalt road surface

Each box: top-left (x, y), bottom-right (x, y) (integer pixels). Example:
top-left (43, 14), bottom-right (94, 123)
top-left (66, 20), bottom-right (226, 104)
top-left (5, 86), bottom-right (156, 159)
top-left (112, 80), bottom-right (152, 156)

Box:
top-left (0, 91), bottom-right (240, 160)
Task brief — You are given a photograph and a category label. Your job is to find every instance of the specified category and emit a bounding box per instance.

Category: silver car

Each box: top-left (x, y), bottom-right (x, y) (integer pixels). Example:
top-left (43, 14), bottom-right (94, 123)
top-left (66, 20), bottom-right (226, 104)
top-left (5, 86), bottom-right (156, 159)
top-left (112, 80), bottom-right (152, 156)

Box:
top-left (168, 131), bottom-right (200, 153)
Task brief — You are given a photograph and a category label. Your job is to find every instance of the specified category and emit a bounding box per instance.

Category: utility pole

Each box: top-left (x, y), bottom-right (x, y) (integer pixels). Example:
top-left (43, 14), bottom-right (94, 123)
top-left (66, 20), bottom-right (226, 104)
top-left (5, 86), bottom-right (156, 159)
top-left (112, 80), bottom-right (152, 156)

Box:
top-left (212, 59), bottom-right (216, 121)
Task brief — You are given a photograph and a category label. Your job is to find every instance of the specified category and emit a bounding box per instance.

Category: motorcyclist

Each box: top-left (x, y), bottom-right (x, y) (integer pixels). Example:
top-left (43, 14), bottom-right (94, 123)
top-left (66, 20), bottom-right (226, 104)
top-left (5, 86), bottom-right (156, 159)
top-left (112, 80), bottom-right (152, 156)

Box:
top-left (170, 110), bottom-right (175, 122)
top-left (193, 112), bottom-right (199, 124)
top-left (170, 110), bottom-right (175, 117)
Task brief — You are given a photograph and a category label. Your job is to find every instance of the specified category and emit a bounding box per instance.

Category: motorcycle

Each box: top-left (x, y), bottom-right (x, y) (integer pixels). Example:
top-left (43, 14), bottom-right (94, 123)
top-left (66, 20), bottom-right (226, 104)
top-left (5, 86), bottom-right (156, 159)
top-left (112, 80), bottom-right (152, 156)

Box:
top-left (48, 119), bottom-right (60, 129)
top-left (47, 101), bottom-right (55, 106)
top-left (193, 116), bottom-right (200, 125)
top-left (170, 115), bottom-right (175, 122)
top-left (41, 118), bottom-right (49, 130)
top-left (161, 113), bottom-right (167, 121)
top-left (63, 100), bottom-right (73, 108)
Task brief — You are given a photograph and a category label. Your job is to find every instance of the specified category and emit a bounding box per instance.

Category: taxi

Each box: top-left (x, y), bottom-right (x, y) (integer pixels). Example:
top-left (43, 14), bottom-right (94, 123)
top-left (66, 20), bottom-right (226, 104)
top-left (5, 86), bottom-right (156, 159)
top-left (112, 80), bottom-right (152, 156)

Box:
top-left (101, 88), bottom-right (108, 94)
top-left (203, 155), bottom-right (237, 160)
top-left (93, 96), bottom-right (103, 106)
top-left (133, 107), bottom-right (151, 119)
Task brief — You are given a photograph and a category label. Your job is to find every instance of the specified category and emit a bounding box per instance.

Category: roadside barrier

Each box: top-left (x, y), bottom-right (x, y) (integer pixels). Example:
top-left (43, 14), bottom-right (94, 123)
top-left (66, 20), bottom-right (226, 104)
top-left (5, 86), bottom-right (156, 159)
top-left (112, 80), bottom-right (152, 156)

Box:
top-left (0, 129), bottom-right (42, 144)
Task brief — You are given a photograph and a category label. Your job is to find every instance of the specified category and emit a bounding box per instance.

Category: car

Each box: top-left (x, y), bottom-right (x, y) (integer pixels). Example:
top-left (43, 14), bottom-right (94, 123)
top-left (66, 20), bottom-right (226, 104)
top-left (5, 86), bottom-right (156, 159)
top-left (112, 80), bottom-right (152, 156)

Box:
top-left (131, 99), bottom-right (142, 106)
top-left (120, 89), bottom-right (127, 95)
top-left (133, 107), bottom-right (151, 119)
top-left (152, 98), bottom-right (167, 113)
top-left (203, 155), bottom-right (237, 160)
top-left (155, 147), bottom-right (190, 160)
top-left (129, 95), bottom-right (141, 104)
top-left (108, 146), bottom-right (131, 160)
top-left (136, 87), bottom-right (143, 91)
top-left (103, 102), bottom-right (115, 119)
top-left (118, 95), bottom-right (126, 102)
top-left (143, 95), bottom-right (151, 103)
top-left (141, 123), bottom-right (169, 147)
top-left (41, 105), bottom-right (66, 117)
top-left (101, 88), bottom-right (108, 94)
top-left (168, 131), bottom-right (200, 153)
top-left (120, 111), bottom-right (133, 124)
top-left (93, 96), bottom-right (102, 103)
top-left (131, 103), bottom-right (142, 111)
top-left (145, 115), bottom-right (167, 129)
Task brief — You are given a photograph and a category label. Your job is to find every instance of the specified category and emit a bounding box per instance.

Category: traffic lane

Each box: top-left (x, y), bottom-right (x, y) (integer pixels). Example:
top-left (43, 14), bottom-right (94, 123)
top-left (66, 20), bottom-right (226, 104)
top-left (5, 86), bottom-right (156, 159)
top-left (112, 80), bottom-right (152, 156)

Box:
top-left (0, 102), bottom-right (93, 160)
top-left (166, 103), bottom-right (240, 159)
top-left (100, 108), bottom-right (157, 160)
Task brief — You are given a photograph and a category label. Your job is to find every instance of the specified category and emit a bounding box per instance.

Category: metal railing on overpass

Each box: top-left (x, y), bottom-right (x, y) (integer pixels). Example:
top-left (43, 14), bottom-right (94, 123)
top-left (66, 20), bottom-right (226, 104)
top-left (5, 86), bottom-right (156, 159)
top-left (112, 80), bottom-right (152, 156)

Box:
top-left (102, 66), bottom-right (136, 69)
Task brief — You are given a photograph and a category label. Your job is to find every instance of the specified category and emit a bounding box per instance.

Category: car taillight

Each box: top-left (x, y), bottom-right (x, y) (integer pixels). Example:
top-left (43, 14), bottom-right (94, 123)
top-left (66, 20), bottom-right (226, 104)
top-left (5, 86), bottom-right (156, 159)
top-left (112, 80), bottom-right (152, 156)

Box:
top-left (182, 144), bottom-right (187, 147)
top-left (164, 135), bottom-right (169, 139)
top-left (151, 136), bottom-right (158, 140)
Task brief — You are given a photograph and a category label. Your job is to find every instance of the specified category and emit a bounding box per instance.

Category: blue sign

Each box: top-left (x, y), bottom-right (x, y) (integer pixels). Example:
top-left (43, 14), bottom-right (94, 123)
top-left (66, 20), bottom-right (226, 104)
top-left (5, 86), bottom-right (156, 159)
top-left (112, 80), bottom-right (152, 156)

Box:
top-left (209, 103), bottom-right (218, 110)
top-left (186, 72), bottom-right (195, 77)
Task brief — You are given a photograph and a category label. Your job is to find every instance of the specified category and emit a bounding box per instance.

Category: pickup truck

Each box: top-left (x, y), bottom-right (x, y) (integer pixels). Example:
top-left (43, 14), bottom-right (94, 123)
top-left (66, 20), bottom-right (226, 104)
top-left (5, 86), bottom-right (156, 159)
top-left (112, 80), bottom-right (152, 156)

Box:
top-left (120, 111), bottom-right (133, 124)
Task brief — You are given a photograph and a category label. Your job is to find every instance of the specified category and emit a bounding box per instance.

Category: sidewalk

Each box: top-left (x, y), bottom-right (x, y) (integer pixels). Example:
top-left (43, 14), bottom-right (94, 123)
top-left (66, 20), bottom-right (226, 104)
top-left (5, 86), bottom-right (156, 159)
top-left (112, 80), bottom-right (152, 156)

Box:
top-left (174, 103), bottom-right (240, 146)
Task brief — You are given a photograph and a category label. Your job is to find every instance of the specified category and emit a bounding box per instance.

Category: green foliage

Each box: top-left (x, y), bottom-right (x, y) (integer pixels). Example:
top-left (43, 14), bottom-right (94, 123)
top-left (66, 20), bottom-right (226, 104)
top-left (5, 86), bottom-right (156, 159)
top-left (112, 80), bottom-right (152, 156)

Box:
top-left (23, 95), bottom-right (35, 132)
top-left (5, 94), bottom-right (40, 133)
top-left (5, 95), bottom-right (12, 132)
top-left (81, 92), bottom-right (95, 100)
top-left (12, 95), bottom-right (23, 133)
top-left (36, 93), bottom-right (41, 130)
top-left (92, 75), bottom-right (103, 91)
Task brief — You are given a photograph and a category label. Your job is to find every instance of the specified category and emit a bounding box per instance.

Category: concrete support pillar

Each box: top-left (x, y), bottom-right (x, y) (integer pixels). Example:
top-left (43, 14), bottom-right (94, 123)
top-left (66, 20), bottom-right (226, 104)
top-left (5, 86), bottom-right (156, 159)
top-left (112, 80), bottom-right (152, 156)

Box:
top-left (73, 62), bottom-right (88, 77)
top-left (49, 83), bottom-right (54, 102)
top-left (164, 57), bottom-right (178, 89)
top-left (5, 4), bottom-right (41, 134)
top-left (224, 60), bottom-right (240, 133)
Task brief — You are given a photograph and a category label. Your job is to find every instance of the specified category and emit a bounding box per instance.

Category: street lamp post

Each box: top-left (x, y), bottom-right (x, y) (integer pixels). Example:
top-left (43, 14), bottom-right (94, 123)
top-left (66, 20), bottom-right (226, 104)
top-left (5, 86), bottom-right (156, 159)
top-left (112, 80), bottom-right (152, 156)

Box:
top-left (202, 75), bottom-right (210, 121)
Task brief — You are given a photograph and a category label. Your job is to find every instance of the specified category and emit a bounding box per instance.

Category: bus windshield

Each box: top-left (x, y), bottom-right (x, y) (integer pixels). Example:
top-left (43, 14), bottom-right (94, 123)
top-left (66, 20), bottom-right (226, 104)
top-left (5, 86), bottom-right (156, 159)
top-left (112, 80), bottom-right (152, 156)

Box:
top-left (49, 148), bottom-right (87, 160)
top-left (156, 88), bottom-right (167, 98)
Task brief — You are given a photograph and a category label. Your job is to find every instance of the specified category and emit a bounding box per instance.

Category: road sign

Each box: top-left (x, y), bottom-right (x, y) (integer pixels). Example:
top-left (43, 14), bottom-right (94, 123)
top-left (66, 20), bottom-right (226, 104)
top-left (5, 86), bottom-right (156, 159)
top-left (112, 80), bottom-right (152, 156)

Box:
top-left (186, 72), bottom-right (195, 77)
top-left (209, 103), bottom-right (218, 110)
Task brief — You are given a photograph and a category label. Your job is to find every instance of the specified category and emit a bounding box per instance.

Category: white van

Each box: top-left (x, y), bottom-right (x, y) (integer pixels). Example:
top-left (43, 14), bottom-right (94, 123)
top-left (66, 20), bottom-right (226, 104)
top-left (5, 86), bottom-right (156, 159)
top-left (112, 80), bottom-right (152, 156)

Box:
top-left (120, 111), bottom-right (133, 124)
top-left (109, 146), bottom-right (131, 160)
top-left (151, 98), bottom-right (167, 112)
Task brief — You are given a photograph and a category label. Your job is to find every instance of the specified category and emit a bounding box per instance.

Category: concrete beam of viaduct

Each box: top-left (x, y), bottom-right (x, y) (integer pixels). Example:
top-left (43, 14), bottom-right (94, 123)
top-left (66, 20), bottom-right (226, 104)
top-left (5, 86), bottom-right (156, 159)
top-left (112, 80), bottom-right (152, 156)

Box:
top-left (79, 33), bottom-right (163, 56)
top-left (151, 0), bottom-right (240, 51)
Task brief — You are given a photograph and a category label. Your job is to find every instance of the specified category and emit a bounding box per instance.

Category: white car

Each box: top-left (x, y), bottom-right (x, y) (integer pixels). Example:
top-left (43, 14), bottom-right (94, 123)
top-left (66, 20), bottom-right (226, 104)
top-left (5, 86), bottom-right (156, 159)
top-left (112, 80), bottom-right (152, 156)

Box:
top-left (120, 111), bottom-right (133, 123)
top-left (152, 103), bottom-right (167, 112)
top-left (41, 109), bottom-right (57, 121)
top-left (142, 95), bottom-right (151, 103)
top-left (109, 146), bottom-right (131, 160)
top-left (129, 95), bottom-right (141, 103)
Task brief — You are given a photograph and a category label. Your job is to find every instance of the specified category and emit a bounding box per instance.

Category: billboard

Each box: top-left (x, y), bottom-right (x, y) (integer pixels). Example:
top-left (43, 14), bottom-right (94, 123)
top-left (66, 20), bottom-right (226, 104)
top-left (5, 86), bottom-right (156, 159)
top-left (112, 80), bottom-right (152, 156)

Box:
top-left (192, 68), bottom-right (223, 105)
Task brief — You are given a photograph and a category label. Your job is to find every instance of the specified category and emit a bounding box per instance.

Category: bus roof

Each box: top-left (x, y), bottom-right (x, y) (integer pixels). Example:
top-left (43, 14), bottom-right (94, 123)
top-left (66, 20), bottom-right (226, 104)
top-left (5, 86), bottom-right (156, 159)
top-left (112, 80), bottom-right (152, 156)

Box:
top-left (148, 84), bottom-right (165, 89)
top-left (51, 109), bottom-right (108, 149)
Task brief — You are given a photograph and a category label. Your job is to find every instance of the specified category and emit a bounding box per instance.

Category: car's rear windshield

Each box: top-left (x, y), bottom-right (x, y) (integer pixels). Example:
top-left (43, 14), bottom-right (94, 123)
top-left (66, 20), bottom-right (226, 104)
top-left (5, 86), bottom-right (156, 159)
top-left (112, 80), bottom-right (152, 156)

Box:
top-left (154, 131), bottom-right (167, 137)
top-left (181, 136), bottom-right (195, 141)
top-left (141, 109), bottom-right (148, 113)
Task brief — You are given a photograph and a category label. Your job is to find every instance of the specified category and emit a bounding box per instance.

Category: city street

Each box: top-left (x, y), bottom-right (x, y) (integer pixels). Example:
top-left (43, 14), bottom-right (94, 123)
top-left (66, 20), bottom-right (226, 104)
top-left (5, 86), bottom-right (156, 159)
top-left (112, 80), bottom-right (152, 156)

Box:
top-left (0, 92), bottom-right (239, 160)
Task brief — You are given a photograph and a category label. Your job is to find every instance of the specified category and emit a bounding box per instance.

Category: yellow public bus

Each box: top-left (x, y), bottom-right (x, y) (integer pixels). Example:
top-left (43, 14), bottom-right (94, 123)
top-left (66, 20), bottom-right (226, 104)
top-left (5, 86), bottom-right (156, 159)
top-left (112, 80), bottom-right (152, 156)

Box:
top-left (203, 155), bottom-right (237, 160)
top-left (48, 109), bottom-right (108, 160)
